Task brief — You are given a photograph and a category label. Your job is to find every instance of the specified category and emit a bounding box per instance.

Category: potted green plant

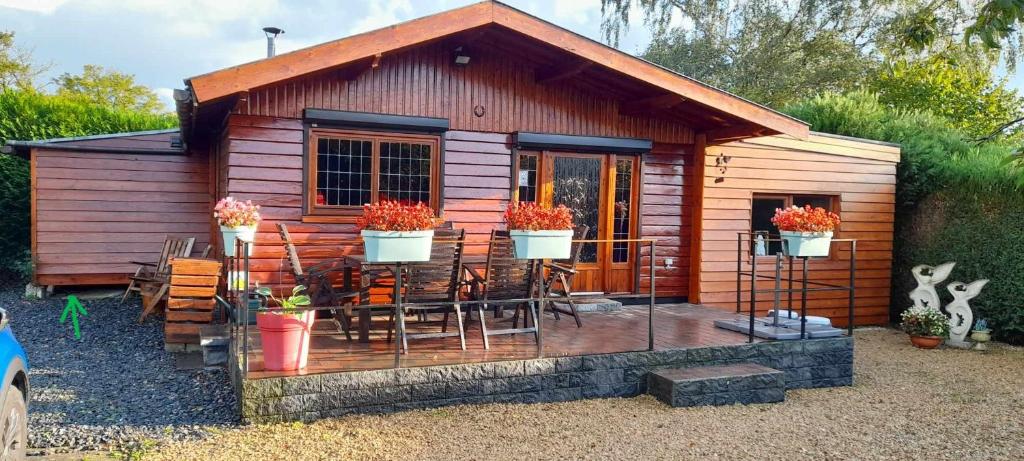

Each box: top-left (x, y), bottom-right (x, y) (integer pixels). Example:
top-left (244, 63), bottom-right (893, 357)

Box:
top-left (771, 205), bottom-right (841, 257)
top-left (970, 318), bottom-right (992, 344)
top-left (357, 201), bottom-right (440, 263)
top-left (214, 197), bottom-right (261, 257)
top-left (254, 285), bottom-right (313, 371)
top-left (504, 201), bottom-right (574, 260)
top-left (900, 305), bottom-right (950, 349)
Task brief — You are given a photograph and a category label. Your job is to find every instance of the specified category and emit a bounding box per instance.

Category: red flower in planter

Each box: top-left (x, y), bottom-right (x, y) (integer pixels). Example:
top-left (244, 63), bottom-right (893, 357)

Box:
top-left (356, 201), bottom-right (441, 232)
top-left (771, 205), bottom-right (840, 233)
top-left (503, 201), bottom-right (574, 231)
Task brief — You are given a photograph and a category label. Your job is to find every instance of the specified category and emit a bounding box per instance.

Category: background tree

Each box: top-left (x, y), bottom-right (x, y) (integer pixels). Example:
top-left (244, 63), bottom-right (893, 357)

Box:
top-left (0, 31), bottom-right (43, 90)
top-left (54, 64), bottom-right (164, 114)
top-left (869, 50), bottom-right (1024, 140)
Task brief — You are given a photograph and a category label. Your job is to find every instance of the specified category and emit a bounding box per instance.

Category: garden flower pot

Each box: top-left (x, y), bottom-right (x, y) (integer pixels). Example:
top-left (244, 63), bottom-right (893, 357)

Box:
top-left (779, 231), bottom-right (833, 257)
top-left (508, 229), bottom-right (573, 259)
top-left (909, 335), bottom-right (943, 349)
top-left (361, 229), bottom-right (434, 262)
top-left (221, 224), bottom-right (257, 257)
top-left (256, 311), bottom-right (315, 371)
top-left (970, 330), bottom-right (991, 343)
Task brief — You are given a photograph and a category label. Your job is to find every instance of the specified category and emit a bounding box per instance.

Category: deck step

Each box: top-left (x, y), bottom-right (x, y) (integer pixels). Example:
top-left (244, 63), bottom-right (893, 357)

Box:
top-left (553, 298), bottom-right (622, 313)
top-left (647, 363), bottom-right (785, 407)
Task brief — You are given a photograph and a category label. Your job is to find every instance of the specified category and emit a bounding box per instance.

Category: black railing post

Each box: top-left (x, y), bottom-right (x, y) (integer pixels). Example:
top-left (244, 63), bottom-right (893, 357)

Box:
top-left (736, 233), bottom-right (742, 314)
top-left (648, 240), bottom-right (655, 351)
top-left (242, 239), bottom-right (250, 377)
top-left (536, 260), bottom-right (545, 358)
top-left (748, 248), bottom-right (756, 343)
top-left (394, 262), bottom-right (403, 368)
top-left (800, 256), bottom-right (808, 340)
top-left (848, 240), bottom-right (857, 336)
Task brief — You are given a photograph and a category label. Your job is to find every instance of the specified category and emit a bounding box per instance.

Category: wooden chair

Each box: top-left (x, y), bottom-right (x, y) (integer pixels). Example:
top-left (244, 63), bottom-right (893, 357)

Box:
top-left (465, 230), bottom-right (538, 349)
top-left (390, 228), bottom-right (468, 351)
top-left (277, 223), bottom-right (358, 339)
top-left (163, 257), bottom-right (222, 347)
top-left (122, 236), bottom-right (195, 304)
top-left (540, 225), bottom-right (589, 328)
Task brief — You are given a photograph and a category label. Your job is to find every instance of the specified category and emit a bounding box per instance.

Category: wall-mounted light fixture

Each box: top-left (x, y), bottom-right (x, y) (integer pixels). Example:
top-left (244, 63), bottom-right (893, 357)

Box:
top-left (454, 46), bottom-right (471, 66)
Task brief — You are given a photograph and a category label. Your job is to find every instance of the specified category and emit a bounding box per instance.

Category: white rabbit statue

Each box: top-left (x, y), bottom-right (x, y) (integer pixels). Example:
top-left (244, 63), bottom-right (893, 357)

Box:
top-left (945, 279), bottom-right (989, 343)
top-left (909, 262), bottom-right (955, 310)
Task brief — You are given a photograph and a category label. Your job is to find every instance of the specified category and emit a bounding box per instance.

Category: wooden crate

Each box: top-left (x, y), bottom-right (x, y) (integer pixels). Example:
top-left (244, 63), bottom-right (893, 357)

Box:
top-left (164, 257), bottom-right (222, 346)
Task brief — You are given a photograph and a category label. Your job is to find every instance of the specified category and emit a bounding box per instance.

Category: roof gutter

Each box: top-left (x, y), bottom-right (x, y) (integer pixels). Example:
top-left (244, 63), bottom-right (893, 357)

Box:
top-left (174, 87), bottom-right (196, 148)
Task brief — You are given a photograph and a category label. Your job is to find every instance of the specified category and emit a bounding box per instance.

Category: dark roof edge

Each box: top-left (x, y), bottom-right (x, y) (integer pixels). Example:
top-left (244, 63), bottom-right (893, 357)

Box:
top-left (1, 128), bottom-right (184, 158)
top-left (7, 128), bottom-right (180, 145)
top-left (810, 131), bottom-right (901, 149)
top-left (2, 141), bottom-right (185, 157)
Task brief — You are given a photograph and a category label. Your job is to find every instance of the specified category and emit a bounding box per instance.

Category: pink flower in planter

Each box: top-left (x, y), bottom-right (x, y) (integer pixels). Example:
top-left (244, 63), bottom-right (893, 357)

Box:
top-left (214, 197), bottom-right (262, 228)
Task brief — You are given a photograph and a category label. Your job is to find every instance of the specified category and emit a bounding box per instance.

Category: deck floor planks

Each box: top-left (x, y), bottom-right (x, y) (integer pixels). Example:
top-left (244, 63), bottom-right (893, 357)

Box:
top-left (244, 303), bottom-right (761, 379)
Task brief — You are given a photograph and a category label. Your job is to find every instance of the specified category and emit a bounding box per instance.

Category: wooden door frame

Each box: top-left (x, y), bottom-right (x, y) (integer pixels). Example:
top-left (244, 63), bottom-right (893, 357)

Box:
top-left (512, 150), bottom-right (641, 293)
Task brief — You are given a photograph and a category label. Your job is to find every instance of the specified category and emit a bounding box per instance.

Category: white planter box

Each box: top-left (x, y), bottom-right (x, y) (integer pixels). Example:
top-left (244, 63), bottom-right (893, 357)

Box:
top-left (779, 231), bottom-right (833, 257)
top-left (221, 224), bottom-right (257, 257)
top-left (509, 229), bottom-right (573, 260)
top-left (361, 229), bottom-right (434, 262)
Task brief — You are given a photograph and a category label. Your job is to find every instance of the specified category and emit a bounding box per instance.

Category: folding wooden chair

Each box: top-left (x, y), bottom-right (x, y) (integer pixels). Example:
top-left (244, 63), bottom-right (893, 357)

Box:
top-left (122, 236), bottom-right (195, 304)
top-left (539, 225), bottom-right (589, 328)
top-left (277, 223), bottom-right (358, 339)
top-left (465, 230), bottom-right (537, 349)
top-left (390, 227), bottom-right (468, 351)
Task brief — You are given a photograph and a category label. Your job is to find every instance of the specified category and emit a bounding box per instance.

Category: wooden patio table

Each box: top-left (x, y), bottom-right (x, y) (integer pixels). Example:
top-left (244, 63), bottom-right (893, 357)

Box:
top-left (337, 254), bottom-right (487, 343)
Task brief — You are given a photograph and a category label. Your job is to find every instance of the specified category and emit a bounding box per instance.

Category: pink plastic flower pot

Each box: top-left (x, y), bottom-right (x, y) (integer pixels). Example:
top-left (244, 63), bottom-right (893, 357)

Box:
top-left (256, 310), bottom-right (315, 371)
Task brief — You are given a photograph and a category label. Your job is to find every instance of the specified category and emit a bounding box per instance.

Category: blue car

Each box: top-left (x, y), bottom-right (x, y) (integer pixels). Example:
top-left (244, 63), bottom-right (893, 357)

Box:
top-left (0, 308), bottom-right (28, 460)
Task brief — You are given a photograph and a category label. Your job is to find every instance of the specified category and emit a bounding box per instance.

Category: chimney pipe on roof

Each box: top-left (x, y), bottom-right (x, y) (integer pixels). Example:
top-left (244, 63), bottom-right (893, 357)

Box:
top-left (262, 27), bottom-right (284, 58)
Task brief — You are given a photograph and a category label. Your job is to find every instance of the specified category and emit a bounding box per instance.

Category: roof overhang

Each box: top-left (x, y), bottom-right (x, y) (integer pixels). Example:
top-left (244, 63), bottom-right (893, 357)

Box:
top-left (185, 0), bottom-right (809, 141)
top-left (1, 129), bottom-right (184, 158)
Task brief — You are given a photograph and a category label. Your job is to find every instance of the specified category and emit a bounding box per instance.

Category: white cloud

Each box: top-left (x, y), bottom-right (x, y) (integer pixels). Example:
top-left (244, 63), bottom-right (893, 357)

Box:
top-left (551, 0), bottom-right (596, 25)
top-left (350, 0), bottom-right (415, 35)
top-left (154, 87), bottom-right (175, 112)
top-left (0, 0), bottom-right (69, 14)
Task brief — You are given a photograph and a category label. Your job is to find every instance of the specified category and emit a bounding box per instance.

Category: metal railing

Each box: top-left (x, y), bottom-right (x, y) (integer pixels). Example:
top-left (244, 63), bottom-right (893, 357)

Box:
top-left (222, 236), bottom-right (658, 378)
top-left (735, 232), bottom-right (857, 343)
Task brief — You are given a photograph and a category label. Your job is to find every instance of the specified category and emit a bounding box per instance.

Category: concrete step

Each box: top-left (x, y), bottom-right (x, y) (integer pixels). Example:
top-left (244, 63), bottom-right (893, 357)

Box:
top-left (553, 298), bottom-right (622, 313)
top-left (647, 363), bottom-right (785, 407)
top-left (200, 324), bottom-right (229, 367)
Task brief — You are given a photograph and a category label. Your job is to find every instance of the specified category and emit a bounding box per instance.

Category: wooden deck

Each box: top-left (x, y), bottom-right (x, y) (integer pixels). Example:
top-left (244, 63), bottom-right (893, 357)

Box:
top-left (243, 304), bottom-right (761, 379)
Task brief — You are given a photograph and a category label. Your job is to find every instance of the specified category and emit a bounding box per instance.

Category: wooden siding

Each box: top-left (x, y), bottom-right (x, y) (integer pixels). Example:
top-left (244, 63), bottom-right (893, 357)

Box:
top-left (235, 41), bottom-right (693, 144)
top-left (697, 134), bottom-right (899, 326)
top-left (33, 149), bottom-right (211, 285)
top-left (640, 143), bottom-right (693, 298)
top-left (225, 114), bottom-right (691, 296)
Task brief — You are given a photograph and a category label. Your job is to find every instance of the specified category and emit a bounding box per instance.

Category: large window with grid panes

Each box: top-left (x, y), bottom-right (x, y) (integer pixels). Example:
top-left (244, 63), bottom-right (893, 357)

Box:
top-left (305, 129), bottom-right (440, 220)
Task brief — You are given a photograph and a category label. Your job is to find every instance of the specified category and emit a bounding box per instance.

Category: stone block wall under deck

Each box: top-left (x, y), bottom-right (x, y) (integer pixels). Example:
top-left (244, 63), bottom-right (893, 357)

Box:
top-left (235, 337), bottom-right (853, 423)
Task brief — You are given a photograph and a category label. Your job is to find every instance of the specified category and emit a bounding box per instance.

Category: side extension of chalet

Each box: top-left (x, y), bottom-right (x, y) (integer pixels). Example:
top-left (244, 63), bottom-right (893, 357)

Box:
top-left (2, 0), bottom-right (899, 326)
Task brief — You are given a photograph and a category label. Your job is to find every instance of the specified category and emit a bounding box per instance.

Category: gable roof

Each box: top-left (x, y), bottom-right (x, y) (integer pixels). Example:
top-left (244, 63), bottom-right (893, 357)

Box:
top-left (185, 1), bottom-right (808, 141)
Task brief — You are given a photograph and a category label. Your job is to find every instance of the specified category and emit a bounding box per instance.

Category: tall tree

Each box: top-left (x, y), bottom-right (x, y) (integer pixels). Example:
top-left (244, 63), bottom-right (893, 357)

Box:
top-left (869, 51), bottom-right (1024, 140)
top-left (600, 0), bottom-right (1018, 107)
top-left (54, 64), bottom-right (164, 114)
top-left (0, 31), bottom-right (42, 90)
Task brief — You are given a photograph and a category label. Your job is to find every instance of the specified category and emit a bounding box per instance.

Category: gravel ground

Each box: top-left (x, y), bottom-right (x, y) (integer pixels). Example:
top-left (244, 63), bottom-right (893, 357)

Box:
top-left (0, 287), bottom-right (237, 452)
top-left (148, 328), bottom-right (1024, 461)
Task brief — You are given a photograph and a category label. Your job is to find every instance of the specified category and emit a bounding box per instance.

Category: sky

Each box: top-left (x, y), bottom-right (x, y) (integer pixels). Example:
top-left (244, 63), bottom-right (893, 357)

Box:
top-left (2, 0), bottom-right (1022, 112)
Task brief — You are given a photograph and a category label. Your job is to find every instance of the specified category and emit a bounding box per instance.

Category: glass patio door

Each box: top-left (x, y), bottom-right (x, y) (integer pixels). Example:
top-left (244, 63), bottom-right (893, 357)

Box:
top-left (515, 151), bottom-right (639, 294)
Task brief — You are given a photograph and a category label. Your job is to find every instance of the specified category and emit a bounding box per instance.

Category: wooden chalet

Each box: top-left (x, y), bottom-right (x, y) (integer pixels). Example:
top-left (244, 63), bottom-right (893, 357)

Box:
top-left (3, 0), bottom-right (898, 327)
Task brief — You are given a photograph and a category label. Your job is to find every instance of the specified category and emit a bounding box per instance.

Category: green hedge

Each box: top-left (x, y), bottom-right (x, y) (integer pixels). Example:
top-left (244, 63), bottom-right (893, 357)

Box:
top-left (0, 89), bottom-right (176, 282)
top-left (894, 191), bottom-right (1024, 343)
top-left (785, 91), bottom-right (1024, 344)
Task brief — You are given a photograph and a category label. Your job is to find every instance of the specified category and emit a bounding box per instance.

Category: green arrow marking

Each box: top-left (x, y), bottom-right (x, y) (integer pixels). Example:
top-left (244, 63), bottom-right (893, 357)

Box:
top-left (60, 295), bottom-right (88, 339)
